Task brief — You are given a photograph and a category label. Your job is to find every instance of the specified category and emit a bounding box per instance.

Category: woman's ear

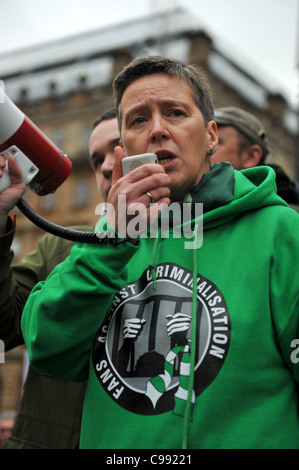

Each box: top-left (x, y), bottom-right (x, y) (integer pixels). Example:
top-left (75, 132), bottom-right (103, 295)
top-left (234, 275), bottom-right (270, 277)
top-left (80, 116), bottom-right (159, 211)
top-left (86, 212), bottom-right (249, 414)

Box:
top-left (207, 120), bottom-right (218, 154)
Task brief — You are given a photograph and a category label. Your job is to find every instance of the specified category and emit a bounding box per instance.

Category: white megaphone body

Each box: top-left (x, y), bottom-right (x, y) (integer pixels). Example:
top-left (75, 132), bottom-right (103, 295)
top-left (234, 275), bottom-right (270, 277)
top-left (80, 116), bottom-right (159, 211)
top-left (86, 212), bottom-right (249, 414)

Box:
top-left (0, 90), bottom-right (72, 195)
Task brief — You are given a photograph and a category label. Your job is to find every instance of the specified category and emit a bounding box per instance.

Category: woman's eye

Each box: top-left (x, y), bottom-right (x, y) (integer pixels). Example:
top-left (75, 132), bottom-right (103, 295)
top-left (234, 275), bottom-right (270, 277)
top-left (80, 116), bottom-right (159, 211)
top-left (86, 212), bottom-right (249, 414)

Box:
top-left (132, 116), bottom-right (145, 125)
top-left (171, 109), bottom-right (184, 117)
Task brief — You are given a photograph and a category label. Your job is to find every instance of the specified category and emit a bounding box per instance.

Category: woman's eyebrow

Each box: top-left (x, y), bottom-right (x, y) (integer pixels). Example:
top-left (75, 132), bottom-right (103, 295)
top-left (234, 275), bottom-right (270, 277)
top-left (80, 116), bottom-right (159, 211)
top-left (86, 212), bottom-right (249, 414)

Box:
top-left (124, 99), bottom-right (189, 120)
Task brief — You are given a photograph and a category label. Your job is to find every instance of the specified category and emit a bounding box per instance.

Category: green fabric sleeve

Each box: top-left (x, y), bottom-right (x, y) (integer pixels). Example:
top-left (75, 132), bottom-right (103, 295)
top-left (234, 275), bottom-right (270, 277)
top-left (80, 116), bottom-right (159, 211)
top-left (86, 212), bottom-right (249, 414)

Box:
top-left (21, 240), bottom-right (139, 382)
top-left (0, 217), bottom-right (91, 350)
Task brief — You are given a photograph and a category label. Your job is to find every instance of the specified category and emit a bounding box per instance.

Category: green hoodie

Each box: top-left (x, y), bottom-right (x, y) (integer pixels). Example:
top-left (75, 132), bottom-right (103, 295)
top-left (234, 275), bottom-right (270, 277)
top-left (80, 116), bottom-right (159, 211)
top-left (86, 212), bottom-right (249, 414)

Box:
top-left (21, 163), bottom-right (299, 449)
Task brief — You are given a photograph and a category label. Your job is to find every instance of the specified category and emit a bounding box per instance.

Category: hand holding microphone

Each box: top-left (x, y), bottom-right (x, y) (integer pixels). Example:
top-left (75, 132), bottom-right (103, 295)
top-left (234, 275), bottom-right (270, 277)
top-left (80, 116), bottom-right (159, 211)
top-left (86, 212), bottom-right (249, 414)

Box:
top-left (105, 145), bottom-right (171, 238)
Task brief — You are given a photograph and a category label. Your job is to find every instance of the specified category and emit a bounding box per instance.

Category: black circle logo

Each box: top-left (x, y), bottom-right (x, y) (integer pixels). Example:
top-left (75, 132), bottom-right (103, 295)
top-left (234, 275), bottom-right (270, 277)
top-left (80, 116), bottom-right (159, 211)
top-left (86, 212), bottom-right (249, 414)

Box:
top-left (92, 263), bottom-right (230, 416)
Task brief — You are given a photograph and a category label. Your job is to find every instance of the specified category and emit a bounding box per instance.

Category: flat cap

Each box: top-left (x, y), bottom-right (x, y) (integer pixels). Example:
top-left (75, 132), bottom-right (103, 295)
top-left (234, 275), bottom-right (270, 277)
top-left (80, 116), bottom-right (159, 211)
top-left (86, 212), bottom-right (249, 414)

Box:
top-left (215, 107), bottom-right (269, 158)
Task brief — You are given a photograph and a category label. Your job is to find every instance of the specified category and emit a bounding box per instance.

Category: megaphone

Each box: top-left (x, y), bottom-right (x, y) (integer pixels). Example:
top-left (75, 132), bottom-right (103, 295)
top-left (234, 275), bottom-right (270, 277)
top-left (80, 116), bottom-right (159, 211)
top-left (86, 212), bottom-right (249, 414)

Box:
top-left (0, 91), bottom-right (72, 195)
top-left (0, 90), bottom-right (127, 245)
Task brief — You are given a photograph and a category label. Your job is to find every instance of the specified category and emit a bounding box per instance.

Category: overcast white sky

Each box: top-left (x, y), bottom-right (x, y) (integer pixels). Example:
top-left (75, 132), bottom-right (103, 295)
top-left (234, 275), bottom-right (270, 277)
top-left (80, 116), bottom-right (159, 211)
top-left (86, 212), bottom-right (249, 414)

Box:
top-left (1, 0), bottom-right (298, 106)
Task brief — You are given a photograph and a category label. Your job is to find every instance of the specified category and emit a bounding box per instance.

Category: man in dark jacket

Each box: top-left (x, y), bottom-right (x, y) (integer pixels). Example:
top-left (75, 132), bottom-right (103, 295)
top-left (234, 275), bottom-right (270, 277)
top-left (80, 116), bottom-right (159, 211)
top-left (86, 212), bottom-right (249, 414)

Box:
top-left (0, 108), bottom-right (119, 448)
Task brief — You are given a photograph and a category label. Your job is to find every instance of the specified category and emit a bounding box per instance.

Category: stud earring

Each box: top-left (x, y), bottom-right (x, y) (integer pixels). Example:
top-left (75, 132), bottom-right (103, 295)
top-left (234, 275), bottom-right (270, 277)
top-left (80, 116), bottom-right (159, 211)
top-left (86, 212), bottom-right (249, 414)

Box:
top-left (209, 148), bottom-right (214, 155)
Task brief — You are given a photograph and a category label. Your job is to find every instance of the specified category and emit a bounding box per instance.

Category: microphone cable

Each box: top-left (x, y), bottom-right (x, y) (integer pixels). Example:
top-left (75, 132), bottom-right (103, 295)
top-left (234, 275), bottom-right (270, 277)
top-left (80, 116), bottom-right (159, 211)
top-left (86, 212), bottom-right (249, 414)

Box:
top-left (16, 198), bottom-right (130, 245)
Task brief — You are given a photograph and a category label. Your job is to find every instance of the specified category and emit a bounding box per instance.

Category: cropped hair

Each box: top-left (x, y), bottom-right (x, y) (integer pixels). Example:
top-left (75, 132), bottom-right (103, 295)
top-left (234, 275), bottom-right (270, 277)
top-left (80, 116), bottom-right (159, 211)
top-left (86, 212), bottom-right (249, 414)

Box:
top-left (92, 108), bottom-right (117, 129)
top-left (113, 55), bottom-right (214, 129)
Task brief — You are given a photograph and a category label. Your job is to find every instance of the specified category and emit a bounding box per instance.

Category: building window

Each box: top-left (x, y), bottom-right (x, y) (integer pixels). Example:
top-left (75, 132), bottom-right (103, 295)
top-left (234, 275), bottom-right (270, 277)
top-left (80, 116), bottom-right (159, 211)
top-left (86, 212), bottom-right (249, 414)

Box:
top-left (40, 192), bottom-right (56, 212)
top-left (72, 179), bottom-right (90, 209)
top-left (81, 124), bottom-right (93, 154)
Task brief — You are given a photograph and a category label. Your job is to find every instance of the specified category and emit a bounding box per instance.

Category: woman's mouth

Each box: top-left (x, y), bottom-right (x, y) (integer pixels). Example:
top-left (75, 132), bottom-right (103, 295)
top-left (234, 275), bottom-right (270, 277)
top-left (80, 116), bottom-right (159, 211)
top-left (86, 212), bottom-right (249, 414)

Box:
top-left (156, 151), bottom-right (177, 170)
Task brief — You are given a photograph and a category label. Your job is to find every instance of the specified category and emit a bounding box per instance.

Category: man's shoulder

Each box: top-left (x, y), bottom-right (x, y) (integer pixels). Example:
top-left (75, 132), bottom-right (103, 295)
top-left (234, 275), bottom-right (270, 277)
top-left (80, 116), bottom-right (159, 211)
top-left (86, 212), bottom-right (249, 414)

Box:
top-left (37, 225), bottom-right (94, 266)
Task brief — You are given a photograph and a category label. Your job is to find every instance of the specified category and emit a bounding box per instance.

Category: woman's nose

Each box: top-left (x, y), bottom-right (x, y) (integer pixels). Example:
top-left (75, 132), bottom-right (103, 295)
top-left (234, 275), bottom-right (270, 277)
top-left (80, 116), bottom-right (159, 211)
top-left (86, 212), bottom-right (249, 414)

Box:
top-left (149, 117), bottom-right (170, 142)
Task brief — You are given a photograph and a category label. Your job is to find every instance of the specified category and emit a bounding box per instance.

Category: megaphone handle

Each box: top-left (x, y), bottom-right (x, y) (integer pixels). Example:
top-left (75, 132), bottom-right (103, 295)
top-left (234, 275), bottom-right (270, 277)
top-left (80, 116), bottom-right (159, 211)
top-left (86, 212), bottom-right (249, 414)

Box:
top-left (0, 146), bottom-right (39, 192)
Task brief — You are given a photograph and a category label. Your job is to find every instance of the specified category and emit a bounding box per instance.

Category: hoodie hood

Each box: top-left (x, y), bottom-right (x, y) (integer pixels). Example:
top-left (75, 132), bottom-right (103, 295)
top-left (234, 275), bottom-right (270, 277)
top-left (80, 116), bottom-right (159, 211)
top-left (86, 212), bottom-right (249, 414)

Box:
top-left (190, 162), bottom-right (288, 231)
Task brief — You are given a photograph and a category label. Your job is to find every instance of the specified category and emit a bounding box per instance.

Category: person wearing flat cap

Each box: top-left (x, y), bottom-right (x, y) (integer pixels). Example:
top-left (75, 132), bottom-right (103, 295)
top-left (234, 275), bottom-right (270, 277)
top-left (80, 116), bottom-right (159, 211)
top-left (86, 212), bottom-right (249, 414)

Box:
top-left (213, 106), bottom-right (299, 208)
